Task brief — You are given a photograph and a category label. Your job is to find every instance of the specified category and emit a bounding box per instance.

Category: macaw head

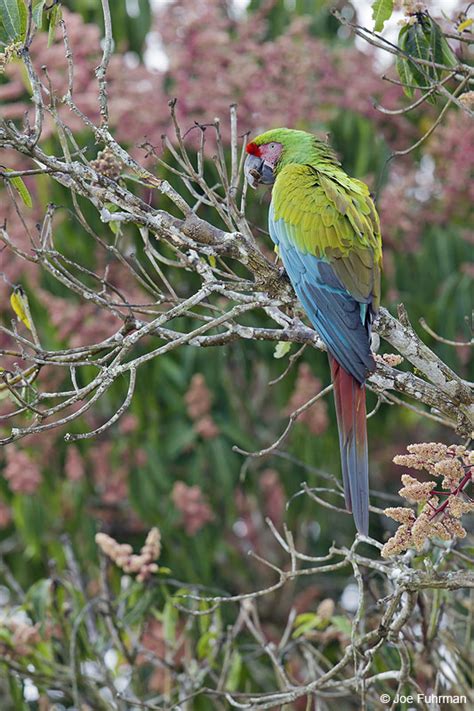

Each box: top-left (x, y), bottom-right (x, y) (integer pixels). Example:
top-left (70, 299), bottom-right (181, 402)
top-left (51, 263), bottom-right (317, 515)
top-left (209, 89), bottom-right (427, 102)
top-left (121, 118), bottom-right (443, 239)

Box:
top-left (244, 128), bottom-right (323, 189)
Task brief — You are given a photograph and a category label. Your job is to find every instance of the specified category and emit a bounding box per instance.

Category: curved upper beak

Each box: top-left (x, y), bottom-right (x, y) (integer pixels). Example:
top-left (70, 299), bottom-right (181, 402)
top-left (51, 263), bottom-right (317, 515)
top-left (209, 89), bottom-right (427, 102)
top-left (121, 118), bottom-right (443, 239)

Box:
top-left (244, 154), bottom-right (275, 189)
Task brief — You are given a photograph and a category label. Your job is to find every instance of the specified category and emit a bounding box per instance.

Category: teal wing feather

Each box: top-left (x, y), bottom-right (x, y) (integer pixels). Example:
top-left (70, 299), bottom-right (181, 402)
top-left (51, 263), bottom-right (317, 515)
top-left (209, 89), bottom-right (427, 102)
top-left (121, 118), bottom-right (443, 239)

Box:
top-left (269, 164), bottom-right (382, 384)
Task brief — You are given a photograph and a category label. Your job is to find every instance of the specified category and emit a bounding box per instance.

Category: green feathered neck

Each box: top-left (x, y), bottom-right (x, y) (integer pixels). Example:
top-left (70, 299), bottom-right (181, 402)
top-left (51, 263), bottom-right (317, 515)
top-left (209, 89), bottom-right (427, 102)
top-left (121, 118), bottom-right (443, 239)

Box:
top-left (252, 128), bottom-right (339, 173)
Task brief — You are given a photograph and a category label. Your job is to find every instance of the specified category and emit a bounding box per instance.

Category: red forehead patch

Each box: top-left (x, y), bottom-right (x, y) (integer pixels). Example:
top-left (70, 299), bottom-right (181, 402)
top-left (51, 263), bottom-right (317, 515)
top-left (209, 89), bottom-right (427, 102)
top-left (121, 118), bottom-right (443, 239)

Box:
top-left (246, 142), bottom-right (261, 157)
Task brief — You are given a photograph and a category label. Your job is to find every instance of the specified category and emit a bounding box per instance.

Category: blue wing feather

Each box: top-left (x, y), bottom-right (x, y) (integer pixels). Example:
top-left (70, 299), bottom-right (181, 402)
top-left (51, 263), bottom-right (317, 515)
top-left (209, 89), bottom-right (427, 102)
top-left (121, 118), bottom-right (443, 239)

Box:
top-left (270, 210), bottom-right (375, 384)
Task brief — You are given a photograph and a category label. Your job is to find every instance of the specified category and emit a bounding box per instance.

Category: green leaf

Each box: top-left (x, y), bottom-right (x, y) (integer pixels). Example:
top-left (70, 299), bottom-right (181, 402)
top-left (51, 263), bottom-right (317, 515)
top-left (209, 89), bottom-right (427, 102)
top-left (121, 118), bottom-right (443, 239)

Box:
top-left (396, 25), bottom-right (415, 97)
top-left (16, 0), bottom-right (27, 40)
top-left (7, 674), bottom-right (24, 707)
top-left (0, 0), bottom-right (22, 40)
top-left (26, 578), bottom-right (51, 622)
top-left (273, 341), bottom-right (291, 359)
top-left (398, 22), bottom-right (409, 50)
top-left (4, 170), bottom-right (33, 208)
top-left (165, 422), bottom-right (196, 459)
top-left (198, 599), bottom-right (213, 635)
top-left (396, 55), bottom-right (414, 98)
top-left (0, 628), bottom-right (12, 643)
top-left (331, 615), bottom-right (352, 636)
top-left (12, 496), bottom-right (46, 559)
top-left (32, 0), bottom-right (45, 29)
top-left (405, 20), bottom-right (432, 88)
top-left (421, 17), bottom-right (442, 83)
top-left (196, 629), bottom-right (217, 660)
top-left (163, 599), bottom-right (178, 644)
top-left (123, 585), bottom-right (155, 626)
top-left (47, 2), bottom-right (61, 47)
top-left (226, 651), bottom-right (242, 691)
top-left (108, 219), bottom-right (121, 235)
top-left (292, 612), bottom-right (329, 638)
top-left (372, 0), bottom-right (393, 33)
top-left (428, 17), bottom-right (457, 68)
top-left (294, 612), bottom-right (317, 626)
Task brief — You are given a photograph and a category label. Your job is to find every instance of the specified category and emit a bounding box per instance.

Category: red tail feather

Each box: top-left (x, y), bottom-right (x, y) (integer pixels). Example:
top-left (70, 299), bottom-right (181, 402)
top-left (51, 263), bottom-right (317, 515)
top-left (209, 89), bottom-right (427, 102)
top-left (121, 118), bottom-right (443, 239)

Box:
top-left (329, 355), bottom-right (369, 535)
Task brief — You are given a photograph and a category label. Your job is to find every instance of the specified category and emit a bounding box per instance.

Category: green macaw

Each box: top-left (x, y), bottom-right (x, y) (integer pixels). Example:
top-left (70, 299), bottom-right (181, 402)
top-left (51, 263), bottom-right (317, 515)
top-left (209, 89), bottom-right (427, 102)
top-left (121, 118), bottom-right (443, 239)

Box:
top-left (244, 128), bottom-right (382, 535)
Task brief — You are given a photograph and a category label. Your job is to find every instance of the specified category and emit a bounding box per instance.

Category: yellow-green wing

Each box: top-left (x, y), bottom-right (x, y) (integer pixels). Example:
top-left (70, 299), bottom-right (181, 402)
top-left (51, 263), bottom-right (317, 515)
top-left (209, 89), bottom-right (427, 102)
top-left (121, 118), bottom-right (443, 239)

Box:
top-left (272, 164), bottom-right (382, 309)
top-left (268, 163), bottom-right (382, 383)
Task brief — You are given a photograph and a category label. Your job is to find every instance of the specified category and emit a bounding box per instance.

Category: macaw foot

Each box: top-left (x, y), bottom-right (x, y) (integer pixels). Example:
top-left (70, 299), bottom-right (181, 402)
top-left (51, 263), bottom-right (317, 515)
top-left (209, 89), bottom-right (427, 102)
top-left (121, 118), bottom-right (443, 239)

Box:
top-left (257, 264), bottom-right (292, 299)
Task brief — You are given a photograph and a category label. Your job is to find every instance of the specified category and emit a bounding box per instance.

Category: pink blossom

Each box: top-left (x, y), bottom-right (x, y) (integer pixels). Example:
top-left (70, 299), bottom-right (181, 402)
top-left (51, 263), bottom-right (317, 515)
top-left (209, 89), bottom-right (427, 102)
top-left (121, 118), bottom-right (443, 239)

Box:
top-left (259, 469), bottom-right (285, 530)
top-left (3, 448), bottom-right (41, 494)
top-left (119, 413), bottom-right (140, 435)
top-left (171, 481), bottom-right (214, 534)
top-left (64, 445), bottom-right (85, 482)
top-left (285, 364), bottom-right (329, 435)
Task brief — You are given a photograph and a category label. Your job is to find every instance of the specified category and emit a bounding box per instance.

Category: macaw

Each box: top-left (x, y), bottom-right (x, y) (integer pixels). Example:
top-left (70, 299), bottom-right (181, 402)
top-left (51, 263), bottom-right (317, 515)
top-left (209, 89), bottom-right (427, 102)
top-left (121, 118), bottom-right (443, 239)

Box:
top-left (244, 128), bottom-right (382, 535)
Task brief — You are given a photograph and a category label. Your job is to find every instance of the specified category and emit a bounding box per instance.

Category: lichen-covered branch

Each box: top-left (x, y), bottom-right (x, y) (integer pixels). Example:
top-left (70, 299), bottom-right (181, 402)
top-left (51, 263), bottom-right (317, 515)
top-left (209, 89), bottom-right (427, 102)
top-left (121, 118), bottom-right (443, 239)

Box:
top-left (1, 102), bottom-right (472, 442)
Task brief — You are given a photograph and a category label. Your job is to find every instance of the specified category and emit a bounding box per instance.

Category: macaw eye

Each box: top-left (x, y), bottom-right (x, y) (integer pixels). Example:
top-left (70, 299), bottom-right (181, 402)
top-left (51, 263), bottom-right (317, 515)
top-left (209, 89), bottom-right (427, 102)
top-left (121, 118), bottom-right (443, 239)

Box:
top-left (270, 143), bottom-right (275, 149)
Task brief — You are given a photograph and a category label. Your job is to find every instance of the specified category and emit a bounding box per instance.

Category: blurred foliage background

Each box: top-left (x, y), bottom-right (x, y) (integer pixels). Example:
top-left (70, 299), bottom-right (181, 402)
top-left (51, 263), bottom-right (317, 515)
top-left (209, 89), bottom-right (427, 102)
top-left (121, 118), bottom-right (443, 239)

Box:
top-left (0, 0), bottom-right (472, 706)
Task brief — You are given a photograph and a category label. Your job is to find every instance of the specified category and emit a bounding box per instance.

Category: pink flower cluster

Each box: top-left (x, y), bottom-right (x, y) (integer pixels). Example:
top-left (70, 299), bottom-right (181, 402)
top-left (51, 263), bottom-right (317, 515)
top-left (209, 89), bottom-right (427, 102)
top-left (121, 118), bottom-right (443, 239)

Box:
top-left (3, 447), bottom-right (42, 494)
top-left (89, 440), bottom-right (147, 506)
top-left (185, 373), bottom-right (219, 440)
top-left (259, 468), bottom-right (286, 530)
top-left (95, 527), bottom-right (161, 582)
top-left (382, 443), bottom-right (473, 557)
top-left (64, 445), bottom-right (85, 482)
top-left (285, 363), bottom-right (329, 436)
top-left (171, 481), bottom-right (214, 534)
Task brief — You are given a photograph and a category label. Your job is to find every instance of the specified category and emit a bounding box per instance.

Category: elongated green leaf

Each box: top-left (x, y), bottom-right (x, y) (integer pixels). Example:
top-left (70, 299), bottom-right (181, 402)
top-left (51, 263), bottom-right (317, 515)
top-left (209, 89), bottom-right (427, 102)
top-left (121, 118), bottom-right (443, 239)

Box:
top-left (226, 651), bottom-right (242, 692)
top-left (398, 23), bottom-right (409, 48)
top-left (396, 54), bottom-right (414, 98)
top-left (19, 0), bottom-right (27, 38)
top-left (6, 171), bottom-right (33, 208)
top-left (163, 599), bottom-right (178, 644)
top-left (47, 2), bottom-right (61, 47)
top-left (196, 629), bottom-right (217, 660)
top-left (405, 21), bottom-right (433, 88)
top-left (423, 17), bottom-right (442, 82)
top-left (198, 600), bottom-right (213, 635)
top-left (429, 18), bottom-right (457, 68)
top-left (0, 0), bottom-right (22, 40)
top-left (406, 22), bottom-right (430, 66)
top-left (26, 578), bottom-right (51, 622)
top-left (32, 0), bottom-right (45, 29)
top-left (372, 0), bottom-right (393, 33)
top-left (293, 613), bottom-right (322, 638)
top-left (7, 674), bottom-right (24, 707)
top-left (123, 586), bottom-right (155, 626)
top-left (396, 28), bottom-right (414, 98)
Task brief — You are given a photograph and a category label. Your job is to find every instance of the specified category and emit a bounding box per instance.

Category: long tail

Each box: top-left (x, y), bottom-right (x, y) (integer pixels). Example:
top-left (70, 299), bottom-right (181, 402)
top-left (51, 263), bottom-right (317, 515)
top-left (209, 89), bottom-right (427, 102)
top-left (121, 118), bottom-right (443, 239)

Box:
top-left (329, 354), bottom-right (369, 535)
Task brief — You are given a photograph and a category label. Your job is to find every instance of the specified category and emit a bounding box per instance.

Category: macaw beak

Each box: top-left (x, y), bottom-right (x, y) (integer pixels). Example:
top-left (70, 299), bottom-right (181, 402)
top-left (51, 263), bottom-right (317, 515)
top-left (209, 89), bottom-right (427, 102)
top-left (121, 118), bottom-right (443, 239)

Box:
top-left (244, 154), bottom-right (275, 189)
